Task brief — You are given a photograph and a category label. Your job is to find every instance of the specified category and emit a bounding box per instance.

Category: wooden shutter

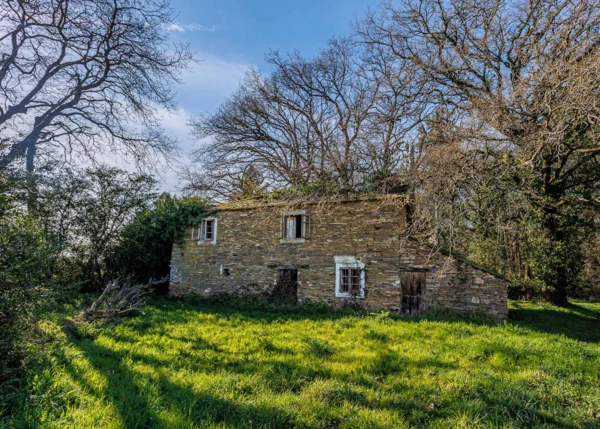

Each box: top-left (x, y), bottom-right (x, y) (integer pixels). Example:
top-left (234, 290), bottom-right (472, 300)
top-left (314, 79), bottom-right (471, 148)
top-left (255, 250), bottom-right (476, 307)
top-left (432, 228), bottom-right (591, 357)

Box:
top-left (286, 216), bottom-right (296, 238)
top-left (303, 214), bottom-right (310, 238)
top-left (280, 215), bottom-right (285, 238)
top-left (200, 220), bottom-right (206, 240)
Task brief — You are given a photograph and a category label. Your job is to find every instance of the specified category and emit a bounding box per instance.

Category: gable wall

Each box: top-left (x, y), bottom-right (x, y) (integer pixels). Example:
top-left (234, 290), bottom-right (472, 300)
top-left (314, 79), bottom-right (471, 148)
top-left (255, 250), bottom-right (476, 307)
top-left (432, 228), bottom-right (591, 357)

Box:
top-left (169, 198), bottom-right (508, 318)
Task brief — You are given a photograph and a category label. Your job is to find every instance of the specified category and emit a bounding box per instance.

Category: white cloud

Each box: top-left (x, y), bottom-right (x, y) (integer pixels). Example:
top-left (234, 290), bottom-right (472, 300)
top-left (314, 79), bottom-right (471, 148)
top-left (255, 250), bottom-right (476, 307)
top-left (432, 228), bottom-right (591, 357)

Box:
top-left (179, 55), bottom-right (251, 101)
top-left (163, 23), bottom-right (217, 33)
top-left (157, 107), bottom-right (192, 132)
top-left (76, 55), bottom-right (253, 194)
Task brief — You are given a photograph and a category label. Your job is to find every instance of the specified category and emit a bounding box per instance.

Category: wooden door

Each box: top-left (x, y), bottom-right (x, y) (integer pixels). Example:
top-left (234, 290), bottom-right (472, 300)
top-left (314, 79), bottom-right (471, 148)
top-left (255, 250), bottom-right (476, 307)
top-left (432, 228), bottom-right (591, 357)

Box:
top-left (400, 272), bottom-right (426, 315)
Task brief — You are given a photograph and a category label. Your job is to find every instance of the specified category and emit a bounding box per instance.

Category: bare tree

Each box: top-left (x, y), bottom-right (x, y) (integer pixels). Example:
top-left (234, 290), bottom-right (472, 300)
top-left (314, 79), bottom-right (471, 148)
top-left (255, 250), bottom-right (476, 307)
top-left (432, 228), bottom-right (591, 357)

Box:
top-left (359, 0), bottom-right (600, 304)
top-left (266, 39), bottom-right (379, 189)
top-left (188, 38), bottom-right (426, 199)
top-left (359, 34), bottom-right (434, 192)
top-left (0, 0), bottom-right (191, 175)
top-left (187, 68), bottom-right (323, 198)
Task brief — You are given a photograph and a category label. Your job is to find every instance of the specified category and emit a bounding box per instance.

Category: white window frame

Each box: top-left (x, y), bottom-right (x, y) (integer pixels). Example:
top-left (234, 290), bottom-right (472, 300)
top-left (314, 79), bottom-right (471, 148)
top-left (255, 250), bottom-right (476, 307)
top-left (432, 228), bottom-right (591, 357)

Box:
top-left (335, 256), bottom-right (365, 298)
top-left (199, 217), bottom-right (217, 244)
top-left (280, 210), bottom-right (310, 243)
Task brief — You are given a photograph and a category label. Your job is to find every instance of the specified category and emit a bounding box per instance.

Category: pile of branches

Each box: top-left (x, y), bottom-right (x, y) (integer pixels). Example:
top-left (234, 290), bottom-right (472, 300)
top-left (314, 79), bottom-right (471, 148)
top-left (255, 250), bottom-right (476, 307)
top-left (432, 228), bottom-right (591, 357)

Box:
top-left (83, 276), bottom-right (168, 321)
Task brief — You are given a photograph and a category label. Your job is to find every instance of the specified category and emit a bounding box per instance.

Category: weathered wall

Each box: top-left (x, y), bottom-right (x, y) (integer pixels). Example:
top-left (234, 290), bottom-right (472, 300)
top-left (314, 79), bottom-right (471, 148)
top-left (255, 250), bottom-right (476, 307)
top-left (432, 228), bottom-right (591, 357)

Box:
top-left (170, 197), bottom-right (508, 318)
top-left (399, 240), bottom-right (508, 318)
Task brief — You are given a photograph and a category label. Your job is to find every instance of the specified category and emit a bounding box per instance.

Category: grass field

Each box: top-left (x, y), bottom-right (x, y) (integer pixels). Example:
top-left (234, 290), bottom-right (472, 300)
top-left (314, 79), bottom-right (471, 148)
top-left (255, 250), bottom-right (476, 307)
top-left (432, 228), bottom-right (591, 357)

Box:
top-left (5, 297), bottom-right (600, 428)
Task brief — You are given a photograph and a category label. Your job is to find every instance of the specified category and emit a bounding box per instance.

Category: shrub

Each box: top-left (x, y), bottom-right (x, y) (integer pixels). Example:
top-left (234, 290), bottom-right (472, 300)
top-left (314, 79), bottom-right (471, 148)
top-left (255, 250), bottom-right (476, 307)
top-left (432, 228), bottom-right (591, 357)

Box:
top-left (0, 216), bottom-right (60, 410)
top-left (107, 195), bottom-right (209, 291)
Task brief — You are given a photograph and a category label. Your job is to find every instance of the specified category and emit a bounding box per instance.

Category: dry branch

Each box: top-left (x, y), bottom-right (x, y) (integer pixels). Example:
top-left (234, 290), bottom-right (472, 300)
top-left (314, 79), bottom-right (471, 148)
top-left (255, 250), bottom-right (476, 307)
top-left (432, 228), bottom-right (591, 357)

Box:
top-left (83, 276), bottom-right (168, 321)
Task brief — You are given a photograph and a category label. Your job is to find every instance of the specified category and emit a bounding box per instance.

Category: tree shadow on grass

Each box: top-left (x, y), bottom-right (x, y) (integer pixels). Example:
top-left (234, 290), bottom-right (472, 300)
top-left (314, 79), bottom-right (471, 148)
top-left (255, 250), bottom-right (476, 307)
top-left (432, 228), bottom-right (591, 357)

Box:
top-left (171, 298), bottom-right (600, 344)
top-left (150, 300), bottom-right (489, 328)
top-left (509, 302), bottom-right (600, 343)
top-left (147, 297), bottom-right (360, 324)
top-left (61, 316), bottom-right (595, 429)
top-left (61, 338), bottom-right (446, 428)
top-left (155, 374), bottom-right (304, 428)
top-left (68, 337), bottom-right (305, 429)
top-left (63, 322), bottom-right (469, 426)
top-left (474, 388), bottom-right (585, 429)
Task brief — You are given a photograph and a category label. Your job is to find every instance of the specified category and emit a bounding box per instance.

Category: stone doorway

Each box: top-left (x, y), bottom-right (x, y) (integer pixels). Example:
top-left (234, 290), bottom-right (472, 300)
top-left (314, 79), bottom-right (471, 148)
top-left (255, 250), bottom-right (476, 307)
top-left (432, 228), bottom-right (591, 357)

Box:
top-left (399, 271), bottom-right (426, 315)
top-left (272, 268), bottom-right (298, 304)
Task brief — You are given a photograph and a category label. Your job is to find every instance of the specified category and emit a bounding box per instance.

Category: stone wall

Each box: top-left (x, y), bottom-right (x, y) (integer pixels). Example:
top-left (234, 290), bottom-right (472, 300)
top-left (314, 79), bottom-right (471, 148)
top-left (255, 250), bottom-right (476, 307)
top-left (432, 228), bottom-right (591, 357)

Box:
top-left (170, 197), bottom-right (508, 318)
top-left (398, 240), bottom-right (508, 318)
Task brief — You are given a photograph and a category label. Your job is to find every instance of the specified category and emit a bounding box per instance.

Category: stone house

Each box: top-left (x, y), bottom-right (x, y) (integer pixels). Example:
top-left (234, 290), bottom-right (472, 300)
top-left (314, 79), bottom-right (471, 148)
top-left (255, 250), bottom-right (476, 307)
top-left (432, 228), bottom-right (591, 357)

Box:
top-left (169, 195), bottom-right (508, 318)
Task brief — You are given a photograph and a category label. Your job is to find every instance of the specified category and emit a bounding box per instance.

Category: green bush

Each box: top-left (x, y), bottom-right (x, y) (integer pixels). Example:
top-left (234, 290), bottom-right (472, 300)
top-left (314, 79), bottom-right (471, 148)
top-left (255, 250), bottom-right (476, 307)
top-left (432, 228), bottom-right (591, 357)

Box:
top-left (0, 216), bottom-right (60, 410)
top-left (107, 195), bottom-right (209, 290)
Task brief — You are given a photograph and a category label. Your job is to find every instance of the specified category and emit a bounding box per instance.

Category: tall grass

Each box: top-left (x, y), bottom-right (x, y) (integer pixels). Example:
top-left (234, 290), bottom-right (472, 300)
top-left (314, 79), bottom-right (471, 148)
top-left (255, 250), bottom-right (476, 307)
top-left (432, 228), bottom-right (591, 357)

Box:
top-left (4, 298), bottom-right (600, 428)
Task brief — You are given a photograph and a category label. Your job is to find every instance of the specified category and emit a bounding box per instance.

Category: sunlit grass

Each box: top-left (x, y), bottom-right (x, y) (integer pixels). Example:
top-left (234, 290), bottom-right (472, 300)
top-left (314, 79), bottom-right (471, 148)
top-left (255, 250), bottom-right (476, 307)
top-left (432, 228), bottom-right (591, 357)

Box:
top-left (7, 298), bottom-right (600, 428)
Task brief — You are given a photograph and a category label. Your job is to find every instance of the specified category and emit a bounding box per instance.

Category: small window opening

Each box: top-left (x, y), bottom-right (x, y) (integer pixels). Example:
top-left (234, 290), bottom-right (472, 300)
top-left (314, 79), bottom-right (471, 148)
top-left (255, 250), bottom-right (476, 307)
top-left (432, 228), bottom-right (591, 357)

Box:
top-left (339, 268), bottom-right (361, 294)
top-left (405, 203), bottom-right (414, 226)
top-left (282, 213), bottom-right (309, 239)
top-left (223, 268), bottom-right (230, 276)
top-left (400, 271), bottom-right (425, 315)
top-left (205, 220), bottom-right (214, 240)
top-left (295, 215), bottom-right (302, 237)
top-left (200, 218), bottom-right (217, 242)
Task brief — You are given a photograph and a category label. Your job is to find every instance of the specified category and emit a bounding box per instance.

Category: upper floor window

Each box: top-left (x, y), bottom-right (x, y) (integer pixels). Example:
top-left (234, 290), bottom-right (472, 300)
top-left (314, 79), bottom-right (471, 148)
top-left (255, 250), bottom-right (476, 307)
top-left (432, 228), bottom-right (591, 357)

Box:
top-left (281, 211), bottom-right (309, 242)
top-left (199, 217), bottom-right (217, 243)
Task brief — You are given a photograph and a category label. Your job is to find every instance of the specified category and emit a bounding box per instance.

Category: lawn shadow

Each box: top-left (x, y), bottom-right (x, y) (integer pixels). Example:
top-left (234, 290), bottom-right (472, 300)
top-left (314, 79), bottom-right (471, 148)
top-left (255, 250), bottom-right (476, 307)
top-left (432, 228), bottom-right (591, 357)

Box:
top-left (153, 373), bottom-right (304, 428)
top-left (63, 336), bottom-right (495, 428)
top-left (178, 298), bottom-right (600, 343)
top-left (509, 301), bottom-right (600, 343)
top-left (474, 388), bottom-right (584, 429)
top-left (67, 336), bottom-right (305, 428)
top-left (366, 348), bottom-right (457, 378)
top-left (154, 299), bottom-right (496, 326)
top-left (58, 298), bottom-right (599, 429)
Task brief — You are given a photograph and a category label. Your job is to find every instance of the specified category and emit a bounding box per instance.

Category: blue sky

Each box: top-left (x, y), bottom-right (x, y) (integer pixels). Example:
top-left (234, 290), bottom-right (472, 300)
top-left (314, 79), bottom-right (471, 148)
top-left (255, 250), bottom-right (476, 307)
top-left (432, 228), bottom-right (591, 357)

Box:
top-left (150, 0), bottom-right (378, 190)
top-left (168, 0), bottom-right (376, 114)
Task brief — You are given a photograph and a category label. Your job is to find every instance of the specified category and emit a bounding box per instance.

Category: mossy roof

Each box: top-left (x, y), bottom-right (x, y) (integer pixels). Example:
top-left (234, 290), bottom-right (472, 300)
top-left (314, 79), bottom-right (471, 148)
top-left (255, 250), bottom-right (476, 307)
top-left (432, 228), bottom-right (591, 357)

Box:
top-left (214, 193), bottom-right (407, 211)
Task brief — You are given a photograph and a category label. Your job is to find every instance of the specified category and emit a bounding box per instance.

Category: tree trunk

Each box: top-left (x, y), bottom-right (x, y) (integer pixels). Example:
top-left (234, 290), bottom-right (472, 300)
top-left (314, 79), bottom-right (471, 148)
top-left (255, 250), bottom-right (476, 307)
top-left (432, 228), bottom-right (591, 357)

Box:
top-left (540, 206), bottom-right (573, 307)
top-left (550, 277), bottom-right (569, 306)
top-left (24, 125), bottom-right (39, 213)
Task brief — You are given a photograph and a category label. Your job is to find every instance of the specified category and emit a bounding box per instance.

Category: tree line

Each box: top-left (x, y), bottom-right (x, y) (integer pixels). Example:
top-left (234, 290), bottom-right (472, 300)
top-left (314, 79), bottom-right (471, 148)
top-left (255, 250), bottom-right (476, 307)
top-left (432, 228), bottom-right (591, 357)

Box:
top-left (0, 0), bottom-right (206, 413)
top-left (188, 0), bottom-right (600, 306)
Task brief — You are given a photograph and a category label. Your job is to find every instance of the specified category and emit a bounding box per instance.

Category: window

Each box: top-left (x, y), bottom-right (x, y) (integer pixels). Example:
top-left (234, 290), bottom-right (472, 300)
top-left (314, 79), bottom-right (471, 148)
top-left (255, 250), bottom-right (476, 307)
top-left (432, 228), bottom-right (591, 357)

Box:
top-left (335, 256), bottom-right (365, 298)
top-left (339, 268), bottom-right (361, 294)
top-left (204, 219), bottom-right (214, 240)
top-left (281, 211), bottom-right (309, 241)
top-left (220, 265), bottom-right (230, 276)
top-left (285, 214), bottom-right (303, 238)
top-left (405, 202), bottom-right (414, 226)
top-left (199, 217), bottom-right (217, 243)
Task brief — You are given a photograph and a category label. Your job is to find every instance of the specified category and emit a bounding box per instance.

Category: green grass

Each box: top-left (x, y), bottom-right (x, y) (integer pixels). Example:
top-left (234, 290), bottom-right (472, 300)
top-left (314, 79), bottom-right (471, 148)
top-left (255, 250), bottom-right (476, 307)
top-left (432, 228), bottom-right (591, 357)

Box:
top-left (5, 298), bottom-right (600, 428)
